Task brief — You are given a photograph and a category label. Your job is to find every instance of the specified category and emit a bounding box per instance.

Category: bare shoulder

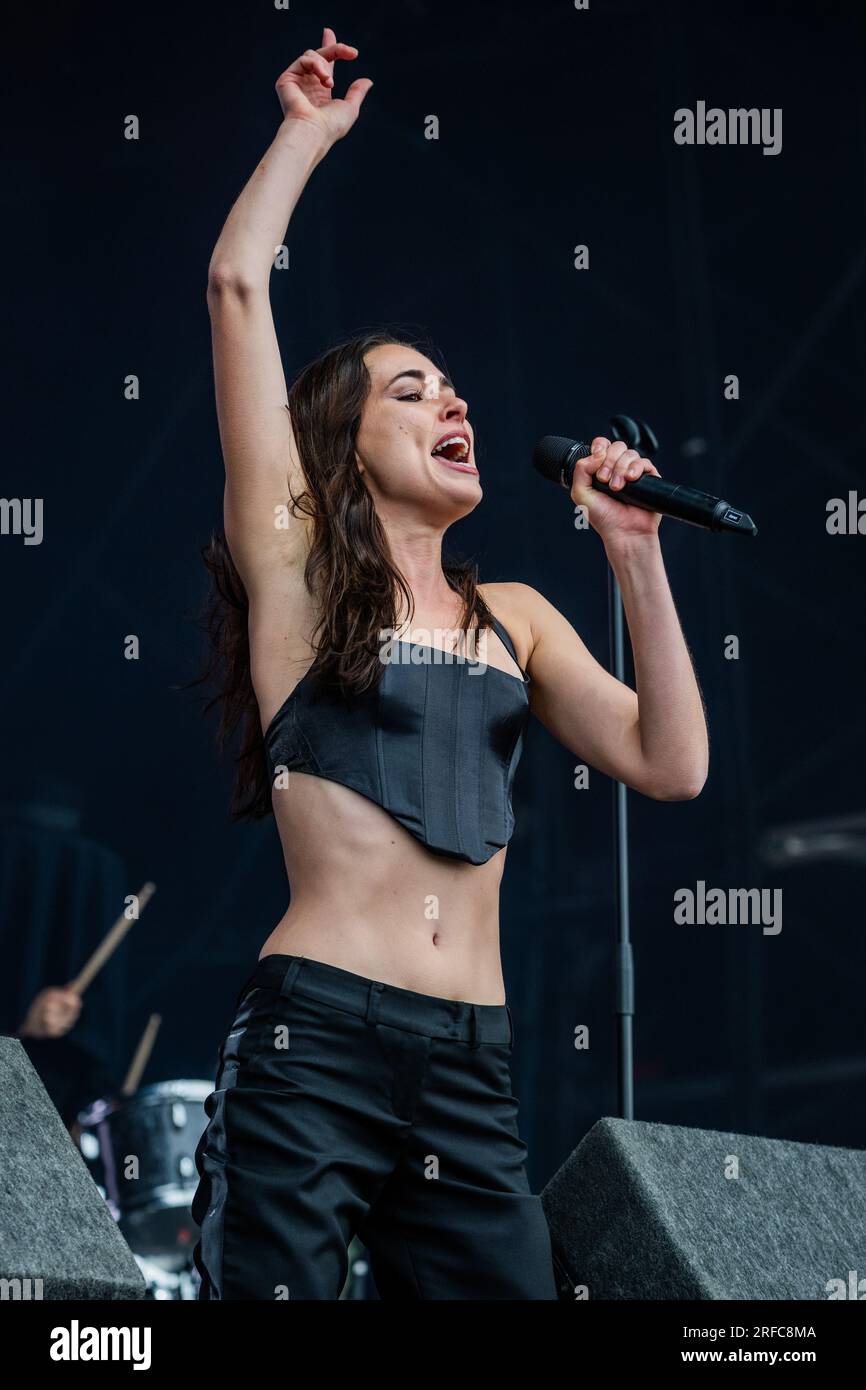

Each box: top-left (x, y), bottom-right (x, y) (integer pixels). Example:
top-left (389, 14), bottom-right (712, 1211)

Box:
top-left (478, 580), bottom-right (552, 670)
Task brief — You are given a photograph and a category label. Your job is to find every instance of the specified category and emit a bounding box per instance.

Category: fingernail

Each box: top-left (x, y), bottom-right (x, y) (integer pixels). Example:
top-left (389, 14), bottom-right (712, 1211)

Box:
top-left (598, 466), bottom-right (611, 480)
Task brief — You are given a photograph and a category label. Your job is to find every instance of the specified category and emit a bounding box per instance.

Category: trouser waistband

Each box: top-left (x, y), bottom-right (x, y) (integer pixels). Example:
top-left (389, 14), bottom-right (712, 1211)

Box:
top-left (239, 953), bottom-right (513, 1049)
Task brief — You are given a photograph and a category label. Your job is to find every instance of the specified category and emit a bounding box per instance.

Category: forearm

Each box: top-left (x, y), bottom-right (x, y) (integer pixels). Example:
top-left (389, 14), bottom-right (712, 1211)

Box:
top-left (207, 118), bottom-right (331, 290)
top-left (606, 535), bottom-right (709, 797)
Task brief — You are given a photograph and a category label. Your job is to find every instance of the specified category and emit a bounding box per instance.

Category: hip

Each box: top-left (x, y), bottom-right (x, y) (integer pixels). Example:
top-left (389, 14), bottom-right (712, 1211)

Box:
top-left (208, 952), bottom-right (517, 1127)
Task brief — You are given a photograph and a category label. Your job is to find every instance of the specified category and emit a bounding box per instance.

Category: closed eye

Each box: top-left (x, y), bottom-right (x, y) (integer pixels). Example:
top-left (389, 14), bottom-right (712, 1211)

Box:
top-left (397, 391), bottom-right (424, 401)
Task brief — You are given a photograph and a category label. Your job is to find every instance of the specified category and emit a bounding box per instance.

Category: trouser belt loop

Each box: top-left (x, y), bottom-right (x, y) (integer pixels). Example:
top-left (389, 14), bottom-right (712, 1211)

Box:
top-left (506, 1003), bottom-right (514, 1048)
top-left (279, 958), bottom-right (304, 1000)
top-left (365, 981), bottom-right (385, 1025)
top-left (469, 1004), bottom-right (481, 1050)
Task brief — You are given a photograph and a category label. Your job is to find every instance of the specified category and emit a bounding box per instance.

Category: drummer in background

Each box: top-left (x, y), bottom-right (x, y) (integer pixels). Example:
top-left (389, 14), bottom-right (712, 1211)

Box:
top-left (14, 985), bottom-right (117, 1134)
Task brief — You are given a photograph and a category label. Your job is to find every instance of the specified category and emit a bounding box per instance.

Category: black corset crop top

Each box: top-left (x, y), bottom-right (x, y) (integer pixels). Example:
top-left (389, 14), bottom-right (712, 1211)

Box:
top-left (264, 616), bottom-right (531, 866)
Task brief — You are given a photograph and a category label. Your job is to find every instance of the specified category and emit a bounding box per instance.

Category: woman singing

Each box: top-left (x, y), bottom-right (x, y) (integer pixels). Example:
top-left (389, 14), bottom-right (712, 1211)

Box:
top-left (191, 28), bottom-right (708, 1301)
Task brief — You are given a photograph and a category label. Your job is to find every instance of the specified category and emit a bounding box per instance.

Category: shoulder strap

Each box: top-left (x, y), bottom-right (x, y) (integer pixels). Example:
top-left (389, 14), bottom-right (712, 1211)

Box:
top-left (489, 615), bottom-right (524, 672)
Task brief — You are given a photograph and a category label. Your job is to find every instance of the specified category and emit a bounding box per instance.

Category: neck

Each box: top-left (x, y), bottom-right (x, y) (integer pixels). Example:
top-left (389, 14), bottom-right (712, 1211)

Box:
top-left (381, 518), bottom-right (460, 622)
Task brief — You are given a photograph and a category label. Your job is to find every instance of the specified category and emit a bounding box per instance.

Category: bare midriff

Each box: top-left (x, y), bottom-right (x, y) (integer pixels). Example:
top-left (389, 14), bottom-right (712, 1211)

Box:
top-left (258, 772), bottom-right (508, 1005)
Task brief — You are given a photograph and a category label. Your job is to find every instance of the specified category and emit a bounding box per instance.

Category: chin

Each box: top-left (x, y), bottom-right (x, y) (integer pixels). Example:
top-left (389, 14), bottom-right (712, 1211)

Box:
top-left (446, 483), bottom-right (483, 522)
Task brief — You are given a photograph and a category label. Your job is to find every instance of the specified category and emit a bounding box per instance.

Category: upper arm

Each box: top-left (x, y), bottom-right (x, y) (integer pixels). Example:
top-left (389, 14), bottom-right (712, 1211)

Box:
top-left (207, 277), bottom-right (312, 593)
top-left (513, 583), bottom-right (658, 795)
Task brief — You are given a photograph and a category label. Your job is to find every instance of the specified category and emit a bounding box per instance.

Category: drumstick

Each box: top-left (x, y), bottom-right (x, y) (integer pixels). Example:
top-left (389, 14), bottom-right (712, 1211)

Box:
top-left (121, 1013), bottom-right (162, 1097)
top-left (68, 882), bottom-right (156, 995)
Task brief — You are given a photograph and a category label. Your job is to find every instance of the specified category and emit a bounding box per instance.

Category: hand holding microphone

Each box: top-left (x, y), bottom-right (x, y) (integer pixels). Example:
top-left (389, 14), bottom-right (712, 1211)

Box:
top-left (572, 437), bottom-right (663, 544)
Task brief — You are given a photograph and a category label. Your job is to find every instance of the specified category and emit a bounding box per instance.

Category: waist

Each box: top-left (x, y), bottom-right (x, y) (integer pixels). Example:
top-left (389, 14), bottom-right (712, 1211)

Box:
top-left (241, 953), bottom-right (513, 1046)
top-left (260, 907), bottom-right (505, 1003)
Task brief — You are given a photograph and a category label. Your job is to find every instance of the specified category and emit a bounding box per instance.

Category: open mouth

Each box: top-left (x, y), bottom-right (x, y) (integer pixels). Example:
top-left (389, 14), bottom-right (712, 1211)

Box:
top-left (431, 435), bottom-right (478, 474)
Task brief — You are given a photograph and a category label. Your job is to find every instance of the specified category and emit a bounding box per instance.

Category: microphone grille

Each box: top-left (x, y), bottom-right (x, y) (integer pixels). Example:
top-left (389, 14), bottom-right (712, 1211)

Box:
top-left (532, 435), bottom-right (590, 486)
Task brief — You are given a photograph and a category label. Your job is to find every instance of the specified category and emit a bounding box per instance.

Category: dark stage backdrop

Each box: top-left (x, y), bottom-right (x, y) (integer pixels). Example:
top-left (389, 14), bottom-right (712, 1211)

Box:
top-left (3, 0), bottom-right (865, 1186)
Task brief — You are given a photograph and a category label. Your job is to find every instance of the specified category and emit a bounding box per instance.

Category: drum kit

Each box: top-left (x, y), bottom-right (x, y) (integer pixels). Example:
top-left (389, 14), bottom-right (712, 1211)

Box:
top-left (76, 1079), bottom-right (208, 1299)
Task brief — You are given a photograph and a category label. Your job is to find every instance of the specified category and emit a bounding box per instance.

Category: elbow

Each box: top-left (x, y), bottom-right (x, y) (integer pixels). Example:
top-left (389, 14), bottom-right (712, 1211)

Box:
top-left (206, 264), bottom-right (265, 302)
top-left (646, 768), bottom-right (708, 801)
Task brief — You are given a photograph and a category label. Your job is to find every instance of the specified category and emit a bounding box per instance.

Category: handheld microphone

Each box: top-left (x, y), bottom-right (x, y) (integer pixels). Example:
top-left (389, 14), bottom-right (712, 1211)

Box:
top-left (532, 434), bottom-right (757, 536)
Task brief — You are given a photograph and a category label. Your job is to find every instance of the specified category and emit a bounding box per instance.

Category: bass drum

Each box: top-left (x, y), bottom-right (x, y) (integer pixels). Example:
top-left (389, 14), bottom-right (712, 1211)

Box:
top-left (77, 1079), bottom-right (210, 1272)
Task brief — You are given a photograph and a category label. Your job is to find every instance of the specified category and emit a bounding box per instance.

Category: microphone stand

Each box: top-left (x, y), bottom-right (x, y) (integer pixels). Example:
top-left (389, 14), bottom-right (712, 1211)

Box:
top-left (608, 564), bottom-right (634, 1120)
top-left (604, 413), bottom-right (652, 1122)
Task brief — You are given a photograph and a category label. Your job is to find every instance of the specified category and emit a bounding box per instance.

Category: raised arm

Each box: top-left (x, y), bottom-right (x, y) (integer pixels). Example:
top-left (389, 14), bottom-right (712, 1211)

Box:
top-left (206, 28), bottom-right (373, 596)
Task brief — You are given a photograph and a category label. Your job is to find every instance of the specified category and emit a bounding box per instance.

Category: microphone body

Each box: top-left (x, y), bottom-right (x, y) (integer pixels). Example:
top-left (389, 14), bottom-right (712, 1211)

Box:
top-left (533, 435), bottom-right (757, 536)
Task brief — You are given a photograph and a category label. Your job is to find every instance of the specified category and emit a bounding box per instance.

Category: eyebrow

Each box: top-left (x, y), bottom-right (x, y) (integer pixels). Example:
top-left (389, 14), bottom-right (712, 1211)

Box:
top-left (384, 368), bottom-right (455, 392)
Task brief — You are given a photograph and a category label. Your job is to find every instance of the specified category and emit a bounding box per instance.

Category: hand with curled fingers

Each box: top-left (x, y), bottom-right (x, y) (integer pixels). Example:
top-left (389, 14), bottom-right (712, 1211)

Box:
top-left (275, 26), bottom-right (373, 145)
top-left (571, 437), bottom-right (663, 543)
top-left (18, 986), bottom-right (83, 1039)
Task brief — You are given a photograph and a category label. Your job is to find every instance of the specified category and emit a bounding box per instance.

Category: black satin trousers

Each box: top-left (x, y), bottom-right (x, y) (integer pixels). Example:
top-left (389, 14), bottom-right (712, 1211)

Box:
top-left (191, 952), bottom-right (557, 1300)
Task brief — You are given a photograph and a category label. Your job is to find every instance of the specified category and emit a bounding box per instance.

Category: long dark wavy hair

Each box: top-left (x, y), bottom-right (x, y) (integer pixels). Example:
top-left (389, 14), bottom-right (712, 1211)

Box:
top-left (192, 328), bottom-right (496, 821)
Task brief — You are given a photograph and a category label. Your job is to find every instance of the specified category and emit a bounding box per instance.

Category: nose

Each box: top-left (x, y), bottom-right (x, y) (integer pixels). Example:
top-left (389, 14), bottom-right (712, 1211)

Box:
top-left (439, 389), bottom-right (468, 423)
